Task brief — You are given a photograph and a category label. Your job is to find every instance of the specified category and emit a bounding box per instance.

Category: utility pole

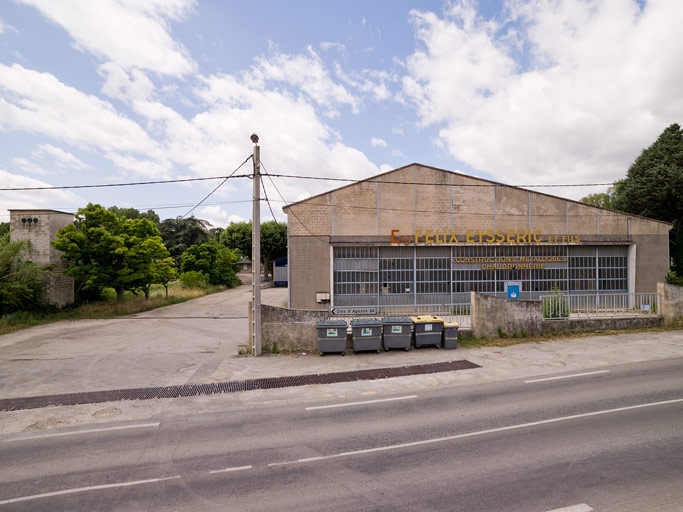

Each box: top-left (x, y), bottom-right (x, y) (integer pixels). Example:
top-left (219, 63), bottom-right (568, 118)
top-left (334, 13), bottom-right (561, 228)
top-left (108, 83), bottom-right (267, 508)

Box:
top-left (250, 134), bottom-right (262, 356)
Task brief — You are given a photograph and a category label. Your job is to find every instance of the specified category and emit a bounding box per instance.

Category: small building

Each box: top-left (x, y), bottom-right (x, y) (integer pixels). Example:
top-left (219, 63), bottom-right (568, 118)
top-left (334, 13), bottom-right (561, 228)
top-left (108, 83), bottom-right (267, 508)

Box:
top-left (283, 164), bottom-right (671, 312)
top-left (9, 209), bottom-right (75, 307)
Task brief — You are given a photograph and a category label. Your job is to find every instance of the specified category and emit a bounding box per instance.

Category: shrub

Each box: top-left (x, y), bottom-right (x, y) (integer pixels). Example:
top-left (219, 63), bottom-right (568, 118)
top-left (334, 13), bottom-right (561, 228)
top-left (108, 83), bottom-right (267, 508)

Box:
top-left (179, 271), bottom-right (209, 289)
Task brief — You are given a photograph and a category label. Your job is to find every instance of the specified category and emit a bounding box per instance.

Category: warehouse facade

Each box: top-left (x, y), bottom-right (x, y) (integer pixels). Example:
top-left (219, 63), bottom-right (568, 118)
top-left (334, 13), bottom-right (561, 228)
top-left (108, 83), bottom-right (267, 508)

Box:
top-left (283, 164), bottom-right (671, 312)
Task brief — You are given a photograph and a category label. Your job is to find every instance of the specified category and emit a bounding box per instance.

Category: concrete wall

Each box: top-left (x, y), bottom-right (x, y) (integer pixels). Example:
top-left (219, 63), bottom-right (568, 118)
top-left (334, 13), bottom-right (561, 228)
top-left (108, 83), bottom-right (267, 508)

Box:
top-left (9, 209), bottom-right (74, 307)
top-left (261, 304), bottom-right (331, 353)
top-left (659, 282), bottom-right (683, 327)
top-left (471, 291), bottom-right (543, 338)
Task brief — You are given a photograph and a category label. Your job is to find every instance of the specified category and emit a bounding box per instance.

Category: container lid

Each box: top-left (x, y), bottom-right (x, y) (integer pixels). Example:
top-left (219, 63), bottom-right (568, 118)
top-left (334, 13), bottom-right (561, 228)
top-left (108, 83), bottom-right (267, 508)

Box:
top-left (410, 315), bottom-right (444, 323)
top-left (382, 317), bottom-right (412, 324)
top-left (443, 322), bottom-right (460, 328)
top-left (350, 318), bottom-right (382, 326)
top-left (316, 320), bottom-right (348, 327)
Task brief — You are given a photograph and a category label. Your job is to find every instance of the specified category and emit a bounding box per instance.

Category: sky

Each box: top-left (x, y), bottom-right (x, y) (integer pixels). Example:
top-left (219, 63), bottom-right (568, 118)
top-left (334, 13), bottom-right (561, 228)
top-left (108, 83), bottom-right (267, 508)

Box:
top-left (1, 0), bottom-right (682, 228)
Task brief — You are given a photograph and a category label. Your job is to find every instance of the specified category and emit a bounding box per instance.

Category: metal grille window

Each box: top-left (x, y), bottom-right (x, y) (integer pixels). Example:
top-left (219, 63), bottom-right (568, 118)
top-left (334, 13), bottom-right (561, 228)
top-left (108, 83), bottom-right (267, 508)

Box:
top-left (333, 247), bottom-right (378, 296)
top-left (598, 255), bottom-right (628, 291)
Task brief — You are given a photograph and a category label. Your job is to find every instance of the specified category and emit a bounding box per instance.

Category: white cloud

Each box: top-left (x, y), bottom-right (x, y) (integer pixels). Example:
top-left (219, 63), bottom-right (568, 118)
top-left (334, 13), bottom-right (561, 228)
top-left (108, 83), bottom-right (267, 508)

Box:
top-left (18, 0), bottom-right (196, 76)
top-left (0, 169), bottom-right (83, 220)
top-left (402, 0), bottom-right (683, 195)
top-left (0, 63), bottom-right (159, 156)
top-left (371, 137), bottom-right (387, 147)
top-left (251, 47), bottom-right (360, 117)
top-left (12, 157), bottom-right (46, 175)
top-left (198, 205), bottom-right (246, 228)
top-left (34, 144), bottom-right (91, 170)
top-left (99, 62), bottom-right (155, 103)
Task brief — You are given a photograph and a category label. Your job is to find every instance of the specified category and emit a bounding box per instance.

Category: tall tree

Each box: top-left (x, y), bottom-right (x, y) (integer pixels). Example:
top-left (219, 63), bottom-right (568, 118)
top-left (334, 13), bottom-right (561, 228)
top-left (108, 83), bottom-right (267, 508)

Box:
top-left (579, 191), bottom-right (614, 209)
top-left (159, 216), bottom-right (211, 268)
top-left (181, 239), bottom-right (239, 287)
top-left (107, 206), bottom-right (160, 225)
top-left (612, 123), bottom-right (683, 276)
top-left (220, 221), bottom-right (252, 260)
top-left (0, 233), bottom-right (52, 315)
top-left (53, 203), bottom-right (172, 303)
top-left (260, 221), bottom-right (288, 278)
top-left (220, 221), bottom-right (287, 276)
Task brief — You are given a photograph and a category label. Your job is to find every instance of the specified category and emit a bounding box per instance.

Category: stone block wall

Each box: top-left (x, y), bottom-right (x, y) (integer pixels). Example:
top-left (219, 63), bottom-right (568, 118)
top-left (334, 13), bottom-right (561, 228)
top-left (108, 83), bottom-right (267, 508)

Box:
top-left (471, 291), bottom-right (543, 338)
top-left (9, 209), bottom-right (74, 307)
top-left (659, 282), bottom-right (683, 327)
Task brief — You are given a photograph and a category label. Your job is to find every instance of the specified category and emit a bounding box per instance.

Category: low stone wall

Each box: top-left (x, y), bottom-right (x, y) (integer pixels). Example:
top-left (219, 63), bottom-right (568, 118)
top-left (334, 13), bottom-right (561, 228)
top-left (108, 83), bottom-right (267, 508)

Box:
top-left (471, 291), bottom-right (542, 338)
top-left (541, 316), bottom-right (662, 335)
top-left (659, 282), bottom-right (683, 327)
top-left (261, 304), bottom-right (329, 353)
top-left (258, 283), bottom-right (683, 352)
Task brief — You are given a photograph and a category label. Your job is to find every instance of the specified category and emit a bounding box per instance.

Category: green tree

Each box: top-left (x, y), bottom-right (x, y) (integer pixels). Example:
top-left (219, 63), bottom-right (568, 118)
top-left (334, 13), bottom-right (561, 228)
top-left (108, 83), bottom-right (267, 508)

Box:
top-left (151, 256), bottom-right (178, 298)
top-left (579, 191), bottom-right (614, 209)
top-left (0, 223), bottom-right (9, 238)
top-left (181, 239), bottom-right (239, 287)
top-left (219, 220), bottom-right (287, 277)
top-left (220, 221), bottom-right (252, 259)
top-left (107, 206), bottom-right (160, 225)
top-left (260, 221), bottom-right (288, 278)
top-left (612, 123), bottom-right (683, 276)
top-left (0, 233), bottom-right (52, 315)
top-left (159, 216), bottom-right (211, 268)
top-left (53, 203), bottom-right (172, 303)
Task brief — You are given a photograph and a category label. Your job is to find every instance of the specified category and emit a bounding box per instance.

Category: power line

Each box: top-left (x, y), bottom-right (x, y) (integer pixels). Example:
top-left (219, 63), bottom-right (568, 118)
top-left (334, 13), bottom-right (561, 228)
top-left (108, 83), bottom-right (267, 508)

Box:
top-left (180, 154), bottom-right (252, 219)
top-left (0, 172), bottom-right (613, 192)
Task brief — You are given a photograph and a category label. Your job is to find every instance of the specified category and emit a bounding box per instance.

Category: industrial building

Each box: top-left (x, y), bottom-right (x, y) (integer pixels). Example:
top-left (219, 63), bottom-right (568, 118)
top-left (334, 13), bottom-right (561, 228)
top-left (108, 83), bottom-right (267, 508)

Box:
top-left (283, 164), bottom-right (671, 313)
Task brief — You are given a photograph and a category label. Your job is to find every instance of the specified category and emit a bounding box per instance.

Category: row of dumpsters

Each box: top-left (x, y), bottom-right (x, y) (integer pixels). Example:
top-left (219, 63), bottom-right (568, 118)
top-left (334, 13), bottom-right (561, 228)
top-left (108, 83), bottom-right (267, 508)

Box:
top-left (316, 315), bottom-right (459, 356)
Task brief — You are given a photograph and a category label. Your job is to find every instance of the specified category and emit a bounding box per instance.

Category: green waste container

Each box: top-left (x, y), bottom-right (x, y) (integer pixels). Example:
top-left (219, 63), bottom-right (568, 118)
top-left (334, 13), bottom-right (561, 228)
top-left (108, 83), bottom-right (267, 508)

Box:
top-left (350, 319), bottom-right (382, 353)
top-left (410, 315), bottom-right (443, 348)
top-left (442, 322), bottom-right (459, 349)
top-left (316, 320), bottom-right (348, 356)
top-left (382, 317), bottom-right (412, 351)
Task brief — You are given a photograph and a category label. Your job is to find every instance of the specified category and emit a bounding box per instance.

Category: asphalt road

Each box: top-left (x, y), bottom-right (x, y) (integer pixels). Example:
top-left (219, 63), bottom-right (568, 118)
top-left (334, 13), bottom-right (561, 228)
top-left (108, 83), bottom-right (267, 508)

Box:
top-left (1, 357), bottom-right (681, 511)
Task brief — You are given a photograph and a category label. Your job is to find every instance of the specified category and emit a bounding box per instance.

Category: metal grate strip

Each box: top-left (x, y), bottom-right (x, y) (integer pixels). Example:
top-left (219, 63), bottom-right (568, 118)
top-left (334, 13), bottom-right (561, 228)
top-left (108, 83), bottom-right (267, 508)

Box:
top-left (0, 360), bottom-right (480, 412)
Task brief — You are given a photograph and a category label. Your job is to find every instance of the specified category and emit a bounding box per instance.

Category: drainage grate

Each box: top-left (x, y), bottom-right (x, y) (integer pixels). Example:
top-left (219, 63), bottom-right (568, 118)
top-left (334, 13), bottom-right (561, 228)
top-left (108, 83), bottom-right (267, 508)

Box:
top-left (0, 360), bottom-right (480, 412)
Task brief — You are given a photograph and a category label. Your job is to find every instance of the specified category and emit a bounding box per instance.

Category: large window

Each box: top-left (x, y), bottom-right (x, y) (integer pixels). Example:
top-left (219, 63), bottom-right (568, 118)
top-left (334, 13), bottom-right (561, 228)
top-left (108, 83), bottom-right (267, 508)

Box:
top-left (332, 244), bottom-right (629, 306)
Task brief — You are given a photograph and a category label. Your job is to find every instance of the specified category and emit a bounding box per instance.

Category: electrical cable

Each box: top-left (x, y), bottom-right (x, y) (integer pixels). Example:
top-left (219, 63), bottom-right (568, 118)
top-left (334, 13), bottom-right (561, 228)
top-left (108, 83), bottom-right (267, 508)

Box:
top-left (180, 154), bottom-right (252, 219)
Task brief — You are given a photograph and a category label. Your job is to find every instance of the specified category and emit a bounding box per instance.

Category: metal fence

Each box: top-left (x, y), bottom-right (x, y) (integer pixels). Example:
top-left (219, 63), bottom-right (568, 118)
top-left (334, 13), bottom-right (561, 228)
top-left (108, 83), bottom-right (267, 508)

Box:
top-left (540, 293), bottom-right (660, 319)
top-left (330, 303), bottom-right (472, 328)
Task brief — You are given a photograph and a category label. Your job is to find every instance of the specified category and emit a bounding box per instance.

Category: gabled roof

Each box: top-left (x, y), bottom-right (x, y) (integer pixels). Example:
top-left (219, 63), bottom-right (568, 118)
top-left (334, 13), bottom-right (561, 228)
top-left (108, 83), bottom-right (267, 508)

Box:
top-left (283, 162), bottom-right (673, 227)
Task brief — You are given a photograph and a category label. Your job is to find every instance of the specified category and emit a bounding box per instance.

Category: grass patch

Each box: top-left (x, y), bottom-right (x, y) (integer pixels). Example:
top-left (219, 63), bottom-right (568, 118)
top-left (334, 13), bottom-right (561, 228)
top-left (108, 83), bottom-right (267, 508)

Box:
top-left (0, 281), bottom-right (225, 336)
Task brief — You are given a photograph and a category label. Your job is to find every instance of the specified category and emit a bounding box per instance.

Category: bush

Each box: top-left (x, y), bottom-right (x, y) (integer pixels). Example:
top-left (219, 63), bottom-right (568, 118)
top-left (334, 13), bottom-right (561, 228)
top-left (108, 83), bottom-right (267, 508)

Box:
top-left (543, 288), bottom-right (569, 319)
top-left (179, 271), bottom-right (209, 289)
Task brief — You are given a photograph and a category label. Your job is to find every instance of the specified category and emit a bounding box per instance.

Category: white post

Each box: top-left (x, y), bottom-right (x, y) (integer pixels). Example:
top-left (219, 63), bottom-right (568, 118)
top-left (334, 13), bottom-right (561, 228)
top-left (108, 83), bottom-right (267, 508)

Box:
top-left (251, 134), bottom-right (262, 356)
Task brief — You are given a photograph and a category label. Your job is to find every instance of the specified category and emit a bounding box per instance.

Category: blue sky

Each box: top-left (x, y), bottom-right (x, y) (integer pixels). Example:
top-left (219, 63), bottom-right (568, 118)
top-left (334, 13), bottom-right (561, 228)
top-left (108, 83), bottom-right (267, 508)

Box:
top-left (1, 0), bottom-right (681, 227)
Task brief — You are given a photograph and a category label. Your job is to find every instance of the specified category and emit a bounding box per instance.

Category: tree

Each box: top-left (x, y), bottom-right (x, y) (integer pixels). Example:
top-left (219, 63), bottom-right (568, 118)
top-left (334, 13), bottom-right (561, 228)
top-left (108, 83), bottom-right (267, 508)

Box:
top-left (152, 256), bottom-right (178, 298)
top-left (260, 221), bottom-right (288, 278)
top-left (579, 191), bottom-right (614, 209)
top-left (181, 239), bottom-right (240, 287)
top-left (220, 221), bottom-right (252, 260)
top-left (159, 216), bottom-right (211, 268)
top-left (53, 203), bottom-right (172, 303)
top-left (612, 123), bottom-right (683, 276)
top-left (107, 206), bottom-right (160, 225)
top-left (0, 233), bottom-right (52, 315)
top-left (219, 220), bottom-right (288, 277)
top-left (0, 223), bottom-right (9, 238)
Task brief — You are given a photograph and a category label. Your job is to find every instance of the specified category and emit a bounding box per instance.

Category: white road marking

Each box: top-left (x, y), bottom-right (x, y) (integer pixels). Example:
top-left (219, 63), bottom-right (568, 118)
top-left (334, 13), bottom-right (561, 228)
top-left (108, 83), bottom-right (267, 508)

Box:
top-left (545, 504), bottom-right (594, 512)
top-left (6, 422), bottom-right (160, 442)
top-left (209, 465), bottom-right (253, 474)
top-left (270, 397), bottom-right (683, 467)
top-left (305, 395), bottom-right (418, 411)
top-left (524, 370), bottom-right (610, 383)
top-left (0, 476), bottom-right (181, 505)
